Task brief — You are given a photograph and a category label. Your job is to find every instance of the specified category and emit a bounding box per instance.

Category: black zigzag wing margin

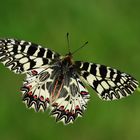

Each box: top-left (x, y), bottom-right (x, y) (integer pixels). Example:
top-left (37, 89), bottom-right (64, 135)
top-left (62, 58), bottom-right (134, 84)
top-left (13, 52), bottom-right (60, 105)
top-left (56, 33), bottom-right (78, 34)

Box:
top-left (76, 61), bottom-right (139, 101)
top-left (0, 39), bottom-right (60, 73)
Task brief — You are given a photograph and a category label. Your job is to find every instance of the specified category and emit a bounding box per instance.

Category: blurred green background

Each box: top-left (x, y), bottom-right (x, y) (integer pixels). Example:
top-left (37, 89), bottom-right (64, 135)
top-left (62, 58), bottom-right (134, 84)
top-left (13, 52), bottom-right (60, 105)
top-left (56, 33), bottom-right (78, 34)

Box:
top-left (0, 0), bottom-right (140, 140)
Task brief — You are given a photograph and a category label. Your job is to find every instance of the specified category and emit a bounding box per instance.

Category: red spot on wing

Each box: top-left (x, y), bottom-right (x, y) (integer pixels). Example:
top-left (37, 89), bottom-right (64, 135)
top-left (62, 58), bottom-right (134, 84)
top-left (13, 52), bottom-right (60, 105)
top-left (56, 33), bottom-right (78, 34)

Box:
top-left (27, 85), bottom-right (32, 89)
top-left (59, 106), bottom-right (64, 110)
top-left (80, 91), bottom-right (88, 95)
top-left (45, 98), bottom-right (50, 103)
top-left (40, 96), bottom-right (44, 101)
top-left (66, 109), bottom-right (69, 114)
top-left (34, 95), bottom-right (37, 99)
top-left (28, 91), bottom-right (32, 96)
top-left (76, 105), bottom-right (80, 110)
top-left (31, 70), bottom-right (38, 75)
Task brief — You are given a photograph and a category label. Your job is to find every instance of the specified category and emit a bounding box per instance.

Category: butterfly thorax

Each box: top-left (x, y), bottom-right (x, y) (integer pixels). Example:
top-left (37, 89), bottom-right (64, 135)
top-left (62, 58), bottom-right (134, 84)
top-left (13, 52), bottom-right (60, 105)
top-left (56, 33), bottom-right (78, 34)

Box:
top-left (43, 54), bottom-right (76, 103)
top-left (57, 53), bottom-right (75, 74)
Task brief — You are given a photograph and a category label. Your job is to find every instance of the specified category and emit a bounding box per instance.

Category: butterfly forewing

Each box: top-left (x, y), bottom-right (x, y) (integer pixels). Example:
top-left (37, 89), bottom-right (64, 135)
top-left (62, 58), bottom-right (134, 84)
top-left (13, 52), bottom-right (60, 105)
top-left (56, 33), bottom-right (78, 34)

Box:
top-left (76, 61), bottom-right (139, 100)
top-left (0, 39), bottom-right (60, 73)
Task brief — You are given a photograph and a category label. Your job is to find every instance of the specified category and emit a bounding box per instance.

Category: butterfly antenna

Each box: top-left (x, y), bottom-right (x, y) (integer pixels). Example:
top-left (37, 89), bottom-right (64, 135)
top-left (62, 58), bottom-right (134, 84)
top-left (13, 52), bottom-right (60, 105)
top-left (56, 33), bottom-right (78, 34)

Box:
top-left (66, 32), bottom-right (71, 54)
top-left (72, 41), bottom-right (88, 55)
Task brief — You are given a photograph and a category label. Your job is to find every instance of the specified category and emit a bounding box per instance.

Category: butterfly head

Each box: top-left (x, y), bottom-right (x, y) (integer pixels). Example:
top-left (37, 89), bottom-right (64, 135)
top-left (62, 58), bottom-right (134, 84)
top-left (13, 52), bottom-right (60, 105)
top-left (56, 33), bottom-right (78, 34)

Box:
top-left (61, 52), bottom-right (75, 66)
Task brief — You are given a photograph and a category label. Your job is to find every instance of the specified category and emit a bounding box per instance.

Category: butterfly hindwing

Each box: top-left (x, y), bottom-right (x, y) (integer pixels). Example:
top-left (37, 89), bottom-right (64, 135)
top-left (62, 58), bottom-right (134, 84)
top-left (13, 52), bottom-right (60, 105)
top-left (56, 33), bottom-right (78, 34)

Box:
top-left (76, 61), bottom-right (139, 101)
top-left (0, 39), bottom-right (60, 74)
top-left (50, 75), bottom-right (90, 124)
top-left (21, 67), bottom-right (52, 112)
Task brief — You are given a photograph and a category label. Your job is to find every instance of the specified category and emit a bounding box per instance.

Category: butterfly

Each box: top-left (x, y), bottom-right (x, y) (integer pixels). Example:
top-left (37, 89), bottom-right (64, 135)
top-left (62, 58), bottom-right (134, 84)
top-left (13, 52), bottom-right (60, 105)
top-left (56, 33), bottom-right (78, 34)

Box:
top-left (0, 35), bottom-right (139, 125)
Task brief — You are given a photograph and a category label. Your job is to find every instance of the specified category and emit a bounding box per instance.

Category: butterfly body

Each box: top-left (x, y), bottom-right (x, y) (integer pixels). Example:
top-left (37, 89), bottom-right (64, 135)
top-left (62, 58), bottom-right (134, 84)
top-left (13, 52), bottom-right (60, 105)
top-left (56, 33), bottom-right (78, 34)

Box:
top-left (0, 38), bottom-right (139, 124)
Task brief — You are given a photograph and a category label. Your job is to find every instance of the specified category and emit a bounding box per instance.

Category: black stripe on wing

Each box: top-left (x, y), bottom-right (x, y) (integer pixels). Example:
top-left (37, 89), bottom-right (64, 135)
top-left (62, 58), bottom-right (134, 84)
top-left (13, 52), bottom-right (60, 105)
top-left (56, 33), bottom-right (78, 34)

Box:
top-left (76, 61), bottom-right (139, 101)
top-left (0, 39), bottom-right (60, 73)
